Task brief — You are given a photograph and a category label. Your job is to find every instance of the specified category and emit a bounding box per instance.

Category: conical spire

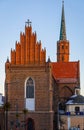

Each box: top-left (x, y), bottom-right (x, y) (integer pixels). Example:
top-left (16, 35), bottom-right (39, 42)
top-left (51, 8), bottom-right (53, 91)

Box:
top-left (59, 1), bottom-right (67, 40)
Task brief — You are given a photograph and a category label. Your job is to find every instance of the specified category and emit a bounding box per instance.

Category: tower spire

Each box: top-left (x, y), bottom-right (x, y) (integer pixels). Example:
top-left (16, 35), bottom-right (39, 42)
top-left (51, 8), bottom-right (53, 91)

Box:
top-left (59, 0), bottom-right (67, 40)
top-left (57, 1), bottom-right (69, 62)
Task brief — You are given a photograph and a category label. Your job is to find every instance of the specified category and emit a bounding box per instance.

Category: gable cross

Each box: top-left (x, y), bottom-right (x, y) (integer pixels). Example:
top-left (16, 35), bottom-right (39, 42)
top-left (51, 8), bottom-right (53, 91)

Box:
top-left (25, 19), bottom-right (32, 26)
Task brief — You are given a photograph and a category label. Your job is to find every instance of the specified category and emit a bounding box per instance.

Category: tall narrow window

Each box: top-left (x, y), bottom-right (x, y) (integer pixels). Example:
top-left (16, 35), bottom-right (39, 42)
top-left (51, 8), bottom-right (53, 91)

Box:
top-left (26, 77), bottom-right (34, 98)
top-left (25, 77), bottom-right (35, 110)
top-left (62, 45), bottom-right (64, 49)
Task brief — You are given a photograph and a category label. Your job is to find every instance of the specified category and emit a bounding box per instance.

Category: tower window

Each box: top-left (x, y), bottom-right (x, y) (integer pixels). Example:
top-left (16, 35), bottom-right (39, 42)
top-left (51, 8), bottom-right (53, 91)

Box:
top-left (66, 46), bottom-right (68, 49)
top-left (62, 45), bottom-right (64, 49)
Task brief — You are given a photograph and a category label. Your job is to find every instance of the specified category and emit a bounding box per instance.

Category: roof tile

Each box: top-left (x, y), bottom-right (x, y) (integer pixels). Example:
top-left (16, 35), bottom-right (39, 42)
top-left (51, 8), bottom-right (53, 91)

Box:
top-left (52, 61), bottom-right (80, 79)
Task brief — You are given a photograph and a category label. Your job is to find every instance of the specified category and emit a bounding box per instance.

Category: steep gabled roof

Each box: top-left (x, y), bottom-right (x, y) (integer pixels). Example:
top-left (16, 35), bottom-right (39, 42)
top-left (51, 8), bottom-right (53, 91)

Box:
top-left (52, 61), bottom-right (80, 79)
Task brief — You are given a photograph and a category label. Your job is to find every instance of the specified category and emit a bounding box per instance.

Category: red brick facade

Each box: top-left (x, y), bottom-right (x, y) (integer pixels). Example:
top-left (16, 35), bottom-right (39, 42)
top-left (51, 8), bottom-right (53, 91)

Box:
top-left (57, 40), bottom-right (70, 62)
top-left (11, 25), bottom-right (46, 65)
top-left (5, 24), bottom-right (80, 130)
top-left (5, 24), bottom-right (54, 130)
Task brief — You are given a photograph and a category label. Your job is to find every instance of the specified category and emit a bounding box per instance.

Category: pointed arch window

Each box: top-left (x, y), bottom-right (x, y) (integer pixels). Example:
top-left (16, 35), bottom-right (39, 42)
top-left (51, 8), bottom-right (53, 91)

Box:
top-left (25, 77), bottom-right (35, 110)
top-left (62, 45), bottom-right (64, 49)
top-left (26, 77), bottom-right (34, 98)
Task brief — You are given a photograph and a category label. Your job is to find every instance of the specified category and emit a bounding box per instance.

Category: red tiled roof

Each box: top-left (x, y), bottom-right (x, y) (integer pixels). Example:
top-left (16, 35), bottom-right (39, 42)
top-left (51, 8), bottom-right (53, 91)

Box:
top-left (52, 61), bottom-right (80, 79)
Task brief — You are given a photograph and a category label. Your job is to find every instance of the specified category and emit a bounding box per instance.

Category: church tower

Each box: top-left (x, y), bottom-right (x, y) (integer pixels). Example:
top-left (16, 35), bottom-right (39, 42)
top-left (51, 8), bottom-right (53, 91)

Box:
top-left (57, 1), bottom-right (69, 62)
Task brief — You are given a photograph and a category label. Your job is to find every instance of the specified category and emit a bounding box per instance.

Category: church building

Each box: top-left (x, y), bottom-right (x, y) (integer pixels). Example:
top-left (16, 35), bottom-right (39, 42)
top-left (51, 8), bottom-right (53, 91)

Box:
top-left (5, 2), bottom-right (80, 130)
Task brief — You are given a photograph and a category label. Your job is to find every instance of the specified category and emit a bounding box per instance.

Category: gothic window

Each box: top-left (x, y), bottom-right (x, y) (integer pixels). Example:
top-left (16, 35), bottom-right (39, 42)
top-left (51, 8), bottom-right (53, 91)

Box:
top-left (25, 77), bottom-right (35, 110)
top-left (62, 45), bottom-right (64, 49)
top-left (26, 77), bottom-right (34, 98)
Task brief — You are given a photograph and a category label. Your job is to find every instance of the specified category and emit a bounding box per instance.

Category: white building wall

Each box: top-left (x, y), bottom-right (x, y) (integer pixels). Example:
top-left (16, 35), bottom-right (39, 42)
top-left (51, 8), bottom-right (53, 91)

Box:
top-left (67, 104), bottom-right (84, 112)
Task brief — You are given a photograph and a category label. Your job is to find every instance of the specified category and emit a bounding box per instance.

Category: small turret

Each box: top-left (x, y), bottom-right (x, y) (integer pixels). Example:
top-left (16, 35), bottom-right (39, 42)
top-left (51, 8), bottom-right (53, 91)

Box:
top-left (5, 57), bottom-right (10, 72)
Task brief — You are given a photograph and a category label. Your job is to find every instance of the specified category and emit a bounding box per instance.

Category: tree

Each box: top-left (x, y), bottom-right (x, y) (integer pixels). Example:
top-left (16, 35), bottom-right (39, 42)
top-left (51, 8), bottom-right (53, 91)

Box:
top-left (3, 102), bottom-right (11, 111)
top-left (3, 102), bottom-right (11, 130)
top-left (22, 108), bottom-right (28, 130)
top-left (59, 116), bottom-right (66, 130)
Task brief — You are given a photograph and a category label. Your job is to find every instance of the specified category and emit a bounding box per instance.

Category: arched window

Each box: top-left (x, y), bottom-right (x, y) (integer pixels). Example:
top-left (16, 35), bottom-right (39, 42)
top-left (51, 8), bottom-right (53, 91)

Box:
top-left (26, 77), bottom-right (34, 98)
top-left (62, 45), bottom-right (64, 49)
top-left (25, 77), bottom-right (35, 111)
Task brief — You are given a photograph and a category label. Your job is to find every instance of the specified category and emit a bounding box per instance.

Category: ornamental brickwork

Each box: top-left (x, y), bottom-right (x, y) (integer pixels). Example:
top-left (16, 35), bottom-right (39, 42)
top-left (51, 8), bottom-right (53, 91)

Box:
top-left (11, 25), bottom-right (46, 65)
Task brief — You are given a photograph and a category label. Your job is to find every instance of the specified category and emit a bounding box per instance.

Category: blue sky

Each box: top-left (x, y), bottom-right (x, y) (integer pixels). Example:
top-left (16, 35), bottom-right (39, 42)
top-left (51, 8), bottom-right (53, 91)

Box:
top-left (0, 0), bottom-right (84, 95)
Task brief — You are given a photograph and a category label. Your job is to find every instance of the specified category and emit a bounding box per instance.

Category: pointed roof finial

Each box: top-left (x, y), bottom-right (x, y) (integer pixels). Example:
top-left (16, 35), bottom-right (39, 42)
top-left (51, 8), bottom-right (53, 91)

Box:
top-left (6, 56), bottom-right (9, 63)
top-left (59, 0), bottom-right (67, 40)
top-left (47, 56), bottom-right (51, 63)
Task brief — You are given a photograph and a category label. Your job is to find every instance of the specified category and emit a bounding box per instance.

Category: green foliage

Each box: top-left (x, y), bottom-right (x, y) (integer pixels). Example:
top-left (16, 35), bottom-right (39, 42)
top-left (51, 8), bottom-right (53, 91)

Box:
top-left (22, 108), bottom-right (28, 115)
top-left (16, 113), bottom-right (19, 118)
top-left (60, 117), bottom-right (66, 127)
